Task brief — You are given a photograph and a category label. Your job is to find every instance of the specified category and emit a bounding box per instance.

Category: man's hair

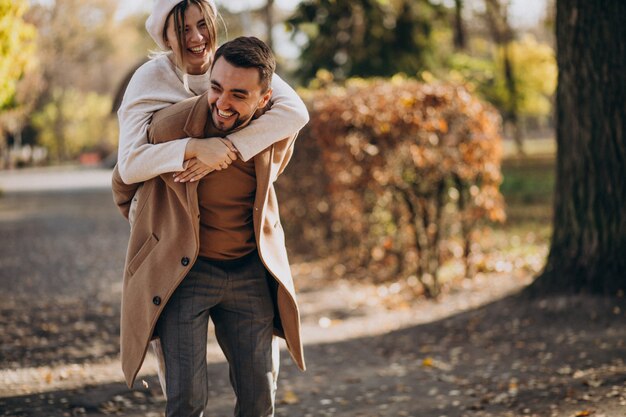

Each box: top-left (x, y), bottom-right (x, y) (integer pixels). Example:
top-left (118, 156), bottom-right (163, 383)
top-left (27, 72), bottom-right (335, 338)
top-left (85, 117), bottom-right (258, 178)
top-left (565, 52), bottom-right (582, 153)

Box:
top-left (212, 36), bottom-right (276, 92)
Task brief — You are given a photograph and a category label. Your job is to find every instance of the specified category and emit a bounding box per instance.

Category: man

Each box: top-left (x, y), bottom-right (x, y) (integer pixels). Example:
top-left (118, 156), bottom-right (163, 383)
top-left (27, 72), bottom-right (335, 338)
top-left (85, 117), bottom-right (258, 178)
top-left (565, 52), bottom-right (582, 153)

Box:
top-left (112, 37), bottom-right (305, 417)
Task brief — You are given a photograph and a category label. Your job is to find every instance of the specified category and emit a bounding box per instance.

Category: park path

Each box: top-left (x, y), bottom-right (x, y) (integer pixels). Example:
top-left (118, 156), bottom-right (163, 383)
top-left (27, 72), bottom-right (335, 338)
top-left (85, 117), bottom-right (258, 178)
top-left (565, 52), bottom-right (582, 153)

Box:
top-left (1, 168), bottom-right (625, 417)
top-left (0, 166), bottom-right (113, 193)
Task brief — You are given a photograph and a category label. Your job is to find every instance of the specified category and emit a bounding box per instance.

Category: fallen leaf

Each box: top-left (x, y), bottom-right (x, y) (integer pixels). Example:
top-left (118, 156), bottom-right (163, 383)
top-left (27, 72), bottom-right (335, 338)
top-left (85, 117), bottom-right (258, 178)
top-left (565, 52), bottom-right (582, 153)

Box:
top-left (281, 390), bottom-right (299, 405)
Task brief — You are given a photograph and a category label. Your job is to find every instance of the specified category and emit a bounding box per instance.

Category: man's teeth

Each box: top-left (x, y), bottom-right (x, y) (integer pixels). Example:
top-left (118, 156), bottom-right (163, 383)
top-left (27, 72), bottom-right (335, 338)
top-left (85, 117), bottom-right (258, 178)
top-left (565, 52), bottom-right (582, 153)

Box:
top-left (218, 109), bottom-right (234, 117)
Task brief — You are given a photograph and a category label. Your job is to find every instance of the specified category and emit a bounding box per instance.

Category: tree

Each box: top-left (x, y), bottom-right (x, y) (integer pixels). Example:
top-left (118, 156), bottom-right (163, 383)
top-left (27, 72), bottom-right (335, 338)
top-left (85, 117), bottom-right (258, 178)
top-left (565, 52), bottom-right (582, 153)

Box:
top-left (530, 0), bottom-right (626, 294)
top-left (25, 0), bottom-right (147, 161)
top-left (264, 0), bottom-right (274, 50)
top-left (288, 0), bottom-right (443, 82)
top-left (31, 88), bottom-right (116, 161)
top-left (483, 0), bottom-right (525, 154)
top-left (0, 0), bottom-right (36, 110)
top-left (27, 0), bottom-right (134, 96)
top-left (453, 0), bottom-right (466, 50)
top-left (452, 35), bottom-right (556, 125)
top-left (0, 0), bottom-right (38, 166)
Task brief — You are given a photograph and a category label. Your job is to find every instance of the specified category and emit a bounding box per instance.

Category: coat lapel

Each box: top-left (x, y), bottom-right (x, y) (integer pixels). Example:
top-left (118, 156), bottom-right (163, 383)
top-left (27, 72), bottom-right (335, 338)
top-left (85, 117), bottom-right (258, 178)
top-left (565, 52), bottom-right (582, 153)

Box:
top-left (183, 94), bottom-right (211, 138)
top-left (149, 94), bottom-right (207, 213)
top-left (179, 97), bottom-right (207, 222)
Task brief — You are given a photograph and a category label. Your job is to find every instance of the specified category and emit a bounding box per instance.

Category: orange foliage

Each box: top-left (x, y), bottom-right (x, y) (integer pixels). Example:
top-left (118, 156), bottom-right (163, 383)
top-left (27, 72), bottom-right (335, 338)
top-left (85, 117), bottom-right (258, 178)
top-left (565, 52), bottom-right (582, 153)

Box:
top-left (279, 77), bottom-right (504, 296)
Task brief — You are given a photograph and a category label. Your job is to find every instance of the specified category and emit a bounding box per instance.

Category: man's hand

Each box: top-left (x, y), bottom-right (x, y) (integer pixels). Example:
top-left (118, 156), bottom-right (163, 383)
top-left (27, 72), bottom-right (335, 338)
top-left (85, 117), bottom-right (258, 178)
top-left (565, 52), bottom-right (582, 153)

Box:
top-left (217, 138), bottom-right (239, 156)
top-left (182, 138), bottom-right (238, 178)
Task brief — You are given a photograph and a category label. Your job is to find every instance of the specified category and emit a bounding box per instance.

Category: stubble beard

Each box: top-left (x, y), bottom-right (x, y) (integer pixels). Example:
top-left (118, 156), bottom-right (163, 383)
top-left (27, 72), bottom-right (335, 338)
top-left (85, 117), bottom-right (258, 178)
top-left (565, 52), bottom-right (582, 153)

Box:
top-left (211, 105), bottom-right (255, 133)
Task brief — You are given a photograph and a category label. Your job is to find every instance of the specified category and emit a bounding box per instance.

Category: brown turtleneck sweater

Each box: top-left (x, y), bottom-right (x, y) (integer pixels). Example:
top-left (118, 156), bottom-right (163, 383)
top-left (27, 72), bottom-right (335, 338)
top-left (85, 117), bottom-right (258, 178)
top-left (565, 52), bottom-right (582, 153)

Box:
top-left (197, 113), bottom-right (258, 260)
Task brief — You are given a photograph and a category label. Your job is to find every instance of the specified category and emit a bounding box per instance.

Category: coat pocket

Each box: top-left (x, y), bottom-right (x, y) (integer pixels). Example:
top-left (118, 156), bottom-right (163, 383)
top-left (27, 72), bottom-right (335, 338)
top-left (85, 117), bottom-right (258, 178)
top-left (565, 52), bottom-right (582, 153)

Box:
top-left (127, 233), bottom-right (159, 276)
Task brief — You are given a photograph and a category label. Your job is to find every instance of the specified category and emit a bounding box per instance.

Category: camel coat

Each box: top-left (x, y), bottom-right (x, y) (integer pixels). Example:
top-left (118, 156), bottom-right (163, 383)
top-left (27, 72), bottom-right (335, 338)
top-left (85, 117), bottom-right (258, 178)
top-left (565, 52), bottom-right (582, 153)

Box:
top-left (111, 93), bottom-right (304, 388)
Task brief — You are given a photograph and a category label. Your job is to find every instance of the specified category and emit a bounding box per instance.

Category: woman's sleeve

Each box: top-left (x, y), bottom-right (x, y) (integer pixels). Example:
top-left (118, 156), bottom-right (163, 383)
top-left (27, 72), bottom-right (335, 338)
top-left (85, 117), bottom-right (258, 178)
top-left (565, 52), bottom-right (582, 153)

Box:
top-left (226, 73), bottom-right (309, 161)
top-left (117, 107), bottom-right (189, 184)
top-left (116, 63), bottom-right (191, 184)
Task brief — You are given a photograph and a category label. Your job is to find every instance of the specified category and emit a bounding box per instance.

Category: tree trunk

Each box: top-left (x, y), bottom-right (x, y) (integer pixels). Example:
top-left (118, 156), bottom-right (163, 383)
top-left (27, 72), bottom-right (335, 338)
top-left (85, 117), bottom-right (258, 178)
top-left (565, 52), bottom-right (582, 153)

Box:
top-left (530, 0), bottom-right (626, 294)
top-left (265, 0), bottom-right (274, 51)
top-left (503, 43), bottom-right (524, 155)
top-left (484, 0), bottom-right (524, 154)
top-left (0, 135), bottom-right (7, 169)
top-left (453, 0), bottom-right (466, 50)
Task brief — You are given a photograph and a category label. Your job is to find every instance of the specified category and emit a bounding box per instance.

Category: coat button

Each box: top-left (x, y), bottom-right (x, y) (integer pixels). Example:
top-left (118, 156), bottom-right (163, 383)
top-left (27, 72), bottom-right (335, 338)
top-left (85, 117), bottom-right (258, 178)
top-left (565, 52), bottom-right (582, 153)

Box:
top-left (152, 296), bottom-right (161, 306)
top-left (181, 257), bottom-right (190, 266)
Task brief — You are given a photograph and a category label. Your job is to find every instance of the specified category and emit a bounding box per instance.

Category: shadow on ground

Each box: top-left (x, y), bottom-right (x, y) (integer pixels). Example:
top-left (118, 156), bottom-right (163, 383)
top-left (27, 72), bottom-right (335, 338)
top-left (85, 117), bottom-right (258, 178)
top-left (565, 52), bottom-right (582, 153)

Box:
top-left (2, 291), bottom-right (625, 417)
top-left (1, 183), bottom-right (624, 417)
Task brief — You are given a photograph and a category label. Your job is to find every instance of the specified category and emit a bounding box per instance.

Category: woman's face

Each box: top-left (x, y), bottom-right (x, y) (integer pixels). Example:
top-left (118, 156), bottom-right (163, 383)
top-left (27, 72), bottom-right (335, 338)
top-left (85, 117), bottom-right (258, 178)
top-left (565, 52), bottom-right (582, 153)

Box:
top-left (165, 3), bottom-right (212, 75)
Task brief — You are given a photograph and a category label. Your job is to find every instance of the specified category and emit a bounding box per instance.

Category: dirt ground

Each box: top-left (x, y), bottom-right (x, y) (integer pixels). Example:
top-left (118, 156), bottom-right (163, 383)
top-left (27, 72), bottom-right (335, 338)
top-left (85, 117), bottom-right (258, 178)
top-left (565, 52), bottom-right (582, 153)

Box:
top-left (1, 187), bottom-right (625, 417)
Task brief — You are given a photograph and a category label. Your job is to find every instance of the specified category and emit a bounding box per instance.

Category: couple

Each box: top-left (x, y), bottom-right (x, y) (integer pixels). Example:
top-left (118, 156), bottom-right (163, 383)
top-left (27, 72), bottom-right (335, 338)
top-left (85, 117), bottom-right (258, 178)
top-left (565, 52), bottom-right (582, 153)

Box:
top-left (112, 1), bottom-right (306, 417)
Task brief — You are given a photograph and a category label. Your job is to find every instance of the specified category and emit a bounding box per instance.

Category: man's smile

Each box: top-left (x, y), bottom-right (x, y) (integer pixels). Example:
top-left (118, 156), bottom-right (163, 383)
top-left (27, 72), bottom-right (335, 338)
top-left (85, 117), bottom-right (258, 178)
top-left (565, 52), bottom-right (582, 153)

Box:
top-left (217, 108), bottom-right (235, 118)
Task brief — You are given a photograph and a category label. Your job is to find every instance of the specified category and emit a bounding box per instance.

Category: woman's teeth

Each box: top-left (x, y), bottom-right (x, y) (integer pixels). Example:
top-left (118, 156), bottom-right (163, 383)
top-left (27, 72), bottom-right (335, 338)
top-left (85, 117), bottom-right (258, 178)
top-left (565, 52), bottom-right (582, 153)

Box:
top-left (190, 46), bottom-right (205, 54)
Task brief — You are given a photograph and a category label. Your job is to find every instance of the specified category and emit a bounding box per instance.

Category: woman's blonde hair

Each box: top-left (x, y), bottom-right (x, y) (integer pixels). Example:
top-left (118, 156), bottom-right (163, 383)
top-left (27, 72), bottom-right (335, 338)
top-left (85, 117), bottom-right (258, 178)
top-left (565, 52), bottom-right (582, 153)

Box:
top-left (163, 0), bottom-right (219, 71)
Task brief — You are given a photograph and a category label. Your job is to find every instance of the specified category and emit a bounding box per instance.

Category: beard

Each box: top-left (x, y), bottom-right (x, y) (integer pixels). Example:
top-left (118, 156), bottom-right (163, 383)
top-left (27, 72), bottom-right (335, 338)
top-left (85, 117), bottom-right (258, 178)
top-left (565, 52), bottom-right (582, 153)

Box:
top-left (211, 104), bottom-right (256, 133)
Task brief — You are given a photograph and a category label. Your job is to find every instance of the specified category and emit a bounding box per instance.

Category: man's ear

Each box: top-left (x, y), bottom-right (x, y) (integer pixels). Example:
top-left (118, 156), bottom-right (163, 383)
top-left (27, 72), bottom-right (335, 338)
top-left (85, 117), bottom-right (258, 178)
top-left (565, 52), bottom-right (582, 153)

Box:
top-left (259, 88), bottom-right (272, 109)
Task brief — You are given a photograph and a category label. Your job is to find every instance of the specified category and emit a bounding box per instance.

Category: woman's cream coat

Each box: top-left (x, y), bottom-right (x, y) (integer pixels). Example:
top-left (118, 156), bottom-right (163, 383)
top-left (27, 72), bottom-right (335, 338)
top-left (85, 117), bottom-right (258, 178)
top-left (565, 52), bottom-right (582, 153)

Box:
top-left (112, 94), bottom-right (304, 388)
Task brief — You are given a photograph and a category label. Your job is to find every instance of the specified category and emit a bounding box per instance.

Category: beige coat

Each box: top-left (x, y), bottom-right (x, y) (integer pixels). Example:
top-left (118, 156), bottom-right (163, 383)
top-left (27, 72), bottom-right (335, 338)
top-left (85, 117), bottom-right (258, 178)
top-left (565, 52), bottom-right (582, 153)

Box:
top-left (112, 92), bottom-right (304, 388)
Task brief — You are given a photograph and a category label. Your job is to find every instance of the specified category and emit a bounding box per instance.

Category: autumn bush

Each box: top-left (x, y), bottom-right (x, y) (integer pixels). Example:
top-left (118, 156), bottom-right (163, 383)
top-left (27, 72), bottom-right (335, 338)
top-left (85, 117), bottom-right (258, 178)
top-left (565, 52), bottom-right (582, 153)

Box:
top-left (277, 76), bottom-right (504, 297)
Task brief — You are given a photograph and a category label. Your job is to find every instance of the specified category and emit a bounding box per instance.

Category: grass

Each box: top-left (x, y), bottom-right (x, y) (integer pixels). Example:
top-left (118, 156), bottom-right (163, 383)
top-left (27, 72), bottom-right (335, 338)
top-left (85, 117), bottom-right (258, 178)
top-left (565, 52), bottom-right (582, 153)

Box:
top-left (459, 134), bottom-right (558, 287)
top-left (502, 136), bottom-right (556, 158)
top-left (500, 136), bottom-right (555, 218)
top-left (501, 157), bottom-right (555, 224)
top-left (475, 138), bottom-right (556, 279)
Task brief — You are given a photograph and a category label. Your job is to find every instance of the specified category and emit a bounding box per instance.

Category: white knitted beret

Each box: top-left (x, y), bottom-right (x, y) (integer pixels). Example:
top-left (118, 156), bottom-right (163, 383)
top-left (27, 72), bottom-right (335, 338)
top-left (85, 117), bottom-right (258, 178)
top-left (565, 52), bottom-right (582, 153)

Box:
top-left (145, 0), bottom-right (217, 50)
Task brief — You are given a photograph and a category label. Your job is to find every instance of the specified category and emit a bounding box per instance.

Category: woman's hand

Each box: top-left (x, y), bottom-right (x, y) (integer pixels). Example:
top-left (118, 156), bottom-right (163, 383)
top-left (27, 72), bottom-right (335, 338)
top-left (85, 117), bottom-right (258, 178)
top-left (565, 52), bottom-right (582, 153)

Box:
top-left (173, 158), bottom-right (212, 183)
top-left (217, 138), bottom-right (239, 157)
top-left (177, 138), bottom-right (239, 182)
top-left (184, 138), bottom-right (237, 170)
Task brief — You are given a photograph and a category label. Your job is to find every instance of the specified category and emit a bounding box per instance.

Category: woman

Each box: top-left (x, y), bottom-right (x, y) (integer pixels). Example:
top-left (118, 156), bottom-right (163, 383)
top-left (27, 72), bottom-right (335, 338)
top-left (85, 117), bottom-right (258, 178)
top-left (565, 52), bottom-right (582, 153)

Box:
top-left (117, 0), bottom-right (309, 185)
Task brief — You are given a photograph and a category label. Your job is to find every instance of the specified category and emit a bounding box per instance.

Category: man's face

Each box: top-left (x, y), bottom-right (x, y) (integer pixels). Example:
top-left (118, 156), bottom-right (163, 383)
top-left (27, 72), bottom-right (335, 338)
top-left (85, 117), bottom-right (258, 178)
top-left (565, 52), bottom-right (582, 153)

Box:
top-left (208, 57), bottom-right (272, 132)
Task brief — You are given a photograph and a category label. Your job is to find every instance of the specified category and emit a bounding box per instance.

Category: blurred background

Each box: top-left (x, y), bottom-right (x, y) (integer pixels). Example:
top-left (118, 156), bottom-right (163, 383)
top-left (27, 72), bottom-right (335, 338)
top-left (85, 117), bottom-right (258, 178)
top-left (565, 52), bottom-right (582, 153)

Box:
top-left (1, 0), bottom-right (559, 294)
top-left (2, 0), bottom-right (625, 416)
top-left (1, 0), bottom-right (556, 168)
